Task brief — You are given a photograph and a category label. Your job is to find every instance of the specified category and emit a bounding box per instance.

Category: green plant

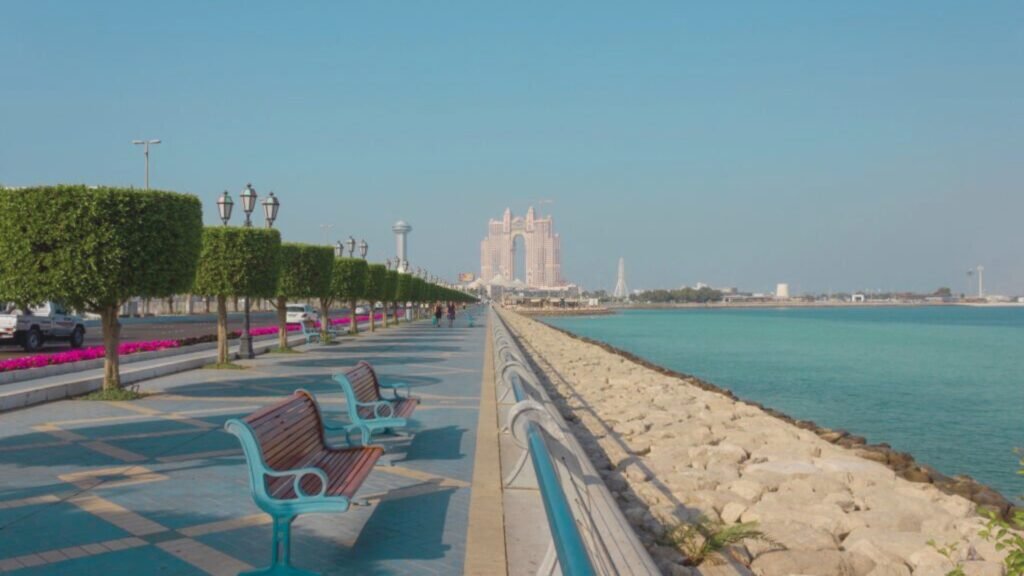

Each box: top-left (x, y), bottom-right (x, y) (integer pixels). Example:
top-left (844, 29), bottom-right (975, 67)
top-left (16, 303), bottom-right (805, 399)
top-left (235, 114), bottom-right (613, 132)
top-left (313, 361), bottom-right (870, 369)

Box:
top-left (927, 540), bottom-right (965, 576)
top-left (274, 243), bottom-right (333, 350)
top-left (333, 258), bottom-right (368, 335)
top-left (978, 452), bottom-right (1024, 576)
top-left (660, 516), bottom-right (771, 566)
top-left (193, 227), bottom-right (281, 364)
top-left (79, 387), bottom-right (146, 401)
top-left (364, 263), bottom-right (388, 331)
top-left (0, 185), bottom-right (202, 390)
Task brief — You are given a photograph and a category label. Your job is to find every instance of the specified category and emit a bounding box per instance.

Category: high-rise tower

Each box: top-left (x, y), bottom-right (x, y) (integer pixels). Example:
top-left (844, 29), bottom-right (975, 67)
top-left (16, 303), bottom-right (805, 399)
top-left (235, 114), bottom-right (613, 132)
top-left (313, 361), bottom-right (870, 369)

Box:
top-left (392, 220), bottom-right (412, 272)
top-left (613, 257), bottom-right (629, 299)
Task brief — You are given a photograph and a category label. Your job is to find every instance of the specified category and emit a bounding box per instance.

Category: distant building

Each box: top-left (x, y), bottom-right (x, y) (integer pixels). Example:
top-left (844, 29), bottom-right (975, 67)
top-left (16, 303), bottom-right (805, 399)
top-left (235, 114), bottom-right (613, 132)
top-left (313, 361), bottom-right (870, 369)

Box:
top-left (480, 207), bottom-right (564, 288)
top-left (775, 283), bottom-right (790, 300)
top-left (852, 293), bottom-right (866, 303)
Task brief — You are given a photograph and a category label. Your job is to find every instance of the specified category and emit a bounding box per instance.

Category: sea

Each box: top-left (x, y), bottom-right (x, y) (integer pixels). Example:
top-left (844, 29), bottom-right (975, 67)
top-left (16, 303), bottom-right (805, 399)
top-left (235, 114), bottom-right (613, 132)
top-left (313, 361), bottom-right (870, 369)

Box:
top-left (543, 306), bottom-right (1024, 502)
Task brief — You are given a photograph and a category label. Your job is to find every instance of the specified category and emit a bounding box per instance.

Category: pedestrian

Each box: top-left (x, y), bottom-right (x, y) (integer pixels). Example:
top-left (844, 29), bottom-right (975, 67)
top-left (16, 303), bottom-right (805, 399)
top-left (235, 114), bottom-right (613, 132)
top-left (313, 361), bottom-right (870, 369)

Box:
top-left (434, 303), bottom-right (443, 327)
top-left (447, 302), bottom-right (456, 327)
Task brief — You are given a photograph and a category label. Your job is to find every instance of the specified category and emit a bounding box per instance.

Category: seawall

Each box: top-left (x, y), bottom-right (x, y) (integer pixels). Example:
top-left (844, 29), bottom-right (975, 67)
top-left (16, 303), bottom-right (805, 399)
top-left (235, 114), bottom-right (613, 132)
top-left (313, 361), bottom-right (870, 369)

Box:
top-left (497, 308), bottom-right (1018, 575)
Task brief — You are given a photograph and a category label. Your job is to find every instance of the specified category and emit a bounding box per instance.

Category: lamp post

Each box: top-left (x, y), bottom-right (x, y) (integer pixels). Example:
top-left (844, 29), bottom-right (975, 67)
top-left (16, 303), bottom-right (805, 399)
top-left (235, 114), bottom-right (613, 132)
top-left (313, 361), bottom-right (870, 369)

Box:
top-left (131, 139), bottom-right (161, 189)
top-left (238, 183), bottom-right (259, 359)
top-left (359, 239), bottom-right (368, 259)
top-left (217, 191), bottom-right (234, 225)
top-left (334, 240), bottom-right (344, 258)
top-left (346, 236), bottom-right (356, 258)
top-left (262, 192), bottom-right (279, 228)
top-left (385, 258), bottom-right (392, 271)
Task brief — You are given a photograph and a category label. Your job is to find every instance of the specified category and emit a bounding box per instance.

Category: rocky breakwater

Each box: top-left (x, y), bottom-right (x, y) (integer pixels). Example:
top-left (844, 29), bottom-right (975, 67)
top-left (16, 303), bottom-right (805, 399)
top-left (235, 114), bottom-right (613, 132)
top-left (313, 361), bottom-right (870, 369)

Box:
top-left (497, 309), bottom-right (1019, 576)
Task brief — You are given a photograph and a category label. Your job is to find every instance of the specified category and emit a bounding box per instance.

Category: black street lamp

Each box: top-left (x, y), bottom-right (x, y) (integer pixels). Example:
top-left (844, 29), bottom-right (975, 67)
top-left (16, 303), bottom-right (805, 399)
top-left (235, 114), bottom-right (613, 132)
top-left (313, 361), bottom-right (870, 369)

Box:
top-left (217, 191), bottom-right (234, 225)
top-left (262, 191), bottom-right (279, 228)
top-left (346, 236), bottom-right (356, 258)
top-left (240, 183), bottom-right (257, 228)
top-left (385, 258), bottom-right (392, 271)
top-left (359, 239), bottom-right (368, 259)
top-left (334, 240), bottom-right (344, 258)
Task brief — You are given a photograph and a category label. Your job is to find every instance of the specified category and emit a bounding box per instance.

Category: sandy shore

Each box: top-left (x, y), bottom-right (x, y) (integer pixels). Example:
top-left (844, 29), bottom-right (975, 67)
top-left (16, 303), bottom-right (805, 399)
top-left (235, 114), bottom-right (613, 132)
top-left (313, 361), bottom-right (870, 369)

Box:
top-left (498, 308), bottom-right (1018, 576)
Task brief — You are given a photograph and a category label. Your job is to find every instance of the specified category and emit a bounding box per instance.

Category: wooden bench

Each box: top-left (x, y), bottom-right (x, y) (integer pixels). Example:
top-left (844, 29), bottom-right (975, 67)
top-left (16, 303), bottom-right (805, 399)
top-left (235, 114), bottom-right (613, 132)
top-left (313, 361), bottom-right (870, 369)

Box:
top-left (225, 390), bottom-right (383, 576)
top-left (333, 361), bottom-right (419, 444)
top-left (296, 320), bottom-right (321, 344)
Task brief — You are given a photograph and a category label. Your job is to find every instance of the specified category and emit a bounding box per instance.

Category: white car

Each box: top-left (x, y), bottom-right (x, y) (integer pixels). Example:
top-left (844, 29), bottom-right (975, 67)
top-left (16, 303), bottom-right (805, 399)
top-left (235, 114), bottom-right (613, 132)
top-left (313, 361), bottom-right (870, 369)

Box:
top-left (0, 301), bottom-right (86, 352)
top-left (355, 306), bottom-right (369, 315)
top-left (285, 304), bottom-right (319, 324)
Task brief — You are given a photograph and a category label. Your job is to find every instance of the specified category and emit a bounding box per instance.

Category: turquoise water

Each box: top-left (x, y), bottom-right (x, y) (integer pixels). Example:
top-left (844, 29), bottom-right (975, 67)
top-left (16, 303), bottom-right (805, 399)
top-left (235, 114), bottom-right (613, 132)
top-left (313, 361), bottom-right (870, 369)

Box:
top-left (544, 307), bottom-right (1024, 502)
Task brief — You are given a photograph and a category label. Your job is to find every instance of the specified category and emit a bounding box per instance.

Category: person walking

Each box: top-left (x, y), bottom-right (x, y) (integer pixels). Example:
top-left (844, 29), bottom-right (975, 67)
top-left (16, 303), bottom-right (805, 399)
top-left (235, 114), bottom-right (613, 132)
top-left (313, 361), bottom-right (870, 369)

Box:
top-left (447, 302), bottom-right (456, 328)
top-left (434, 303), bottom-right (443, 327)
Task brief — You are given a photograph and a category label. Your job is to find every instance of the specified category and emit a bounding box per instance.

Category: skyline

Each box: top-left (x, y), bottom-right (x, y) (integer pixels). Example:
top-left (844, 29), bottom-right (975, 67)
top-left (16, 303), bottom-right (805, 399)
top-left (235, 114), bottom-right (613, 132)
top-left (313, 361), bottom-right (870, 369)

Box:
top-left (2, 2), bottom-right (1022, 294)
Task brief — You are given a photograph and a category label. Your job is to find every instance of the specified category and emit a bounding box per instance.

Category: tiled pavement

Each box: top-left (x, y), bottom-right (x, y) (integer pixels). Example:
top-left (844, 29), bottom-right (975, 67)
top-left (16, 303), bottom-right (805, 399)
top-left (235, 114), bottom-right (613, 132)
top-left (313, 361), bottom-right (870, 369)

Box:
top-left (0, 315), bottom-right (488, 575)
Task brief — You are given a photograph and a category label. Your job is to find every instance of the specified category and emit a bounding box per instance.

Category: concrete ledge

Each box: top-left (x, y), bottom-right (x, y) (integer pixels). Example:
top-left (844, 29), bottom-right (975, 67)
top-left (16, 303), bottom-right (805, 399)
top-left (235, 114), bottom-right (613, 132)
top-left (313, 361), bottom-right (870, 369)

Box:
top-left (0, 334), bottom-right (307, 413)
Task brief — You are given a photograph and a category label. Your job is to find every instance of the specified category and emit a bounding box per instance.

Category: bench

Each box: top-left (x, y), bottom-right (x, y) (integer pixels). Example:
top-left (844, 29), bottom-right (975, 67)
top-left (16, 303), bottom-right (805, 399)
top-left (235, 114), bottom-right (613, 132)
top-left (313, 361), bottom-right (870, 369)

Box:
top-left (333, 361), bottom-right (419, 444)
top-left (225, 390), bottom-right (383, 576)
top-left (296, 320), bottom-right (321, 344)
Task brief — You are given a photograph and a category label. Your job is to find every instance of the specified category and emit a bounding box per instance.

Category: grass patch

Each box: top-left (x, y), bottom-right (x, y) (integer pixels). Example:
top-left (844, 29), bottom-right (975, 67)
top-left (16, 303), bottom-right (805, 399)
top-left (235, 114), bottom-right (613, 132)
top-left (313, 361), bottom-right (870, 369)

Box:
top-left (659, 517), bottom-right (774, 566)
top-left (80, 387), bottom-right (146, 401)
top-left (202, 362), bottom-right (247, 370)
top-left (269, 347), bottom-right (302, 354)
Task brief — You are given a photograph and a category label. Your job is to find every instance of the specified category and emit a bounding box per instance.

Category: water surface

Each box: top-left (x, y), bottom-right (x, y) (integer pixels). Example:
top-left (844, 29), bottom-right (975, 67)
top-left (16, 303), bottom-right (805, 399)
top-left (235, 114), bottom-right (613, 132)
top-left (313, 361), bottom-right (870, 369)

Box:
top-left (545, 306), bottom-right (1024, 501)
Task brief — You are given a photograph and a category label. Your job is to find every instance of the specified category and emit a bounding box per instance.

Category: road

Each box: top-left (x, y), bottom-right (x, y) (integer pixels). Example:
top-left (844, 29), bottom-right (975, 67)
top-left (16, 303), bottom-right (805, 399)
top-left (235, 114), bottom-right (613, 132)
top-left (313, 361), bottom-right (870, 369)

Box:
top-left (0, 309), bottom-right (359, 361)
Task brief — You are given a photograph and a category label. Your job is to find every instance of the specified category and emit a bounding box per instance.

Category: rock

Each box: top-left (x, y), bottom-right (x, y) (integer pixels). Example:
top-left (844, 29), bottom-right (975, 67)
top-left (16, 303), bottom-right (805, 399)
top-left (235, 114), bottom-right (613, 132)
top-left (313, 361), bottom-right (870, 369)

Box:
top-left (960, 561), bottom-right (1006, 576)
top-left (905, 547), bottom-right (954, 572)
top-left (845, 538), bottom-right (906, 567)
top-left (624, 461), bottom-right (652, 483)
top-left (724, 479), bottom-right (765, 502)
top-left (902, 467), bottom-right (933, 483)
top-left (750, 549), bottom-right (861, 576)
top-left (720, 501), bottom-right (747, 524)
top-left (938, 495), bottom-right (975, 519)
top-left (744, 459), bottom-right (818, 477)
top-left (843, 529), bottom-right (932, 564)
top-left (865, 563), bottom-right (912, 576)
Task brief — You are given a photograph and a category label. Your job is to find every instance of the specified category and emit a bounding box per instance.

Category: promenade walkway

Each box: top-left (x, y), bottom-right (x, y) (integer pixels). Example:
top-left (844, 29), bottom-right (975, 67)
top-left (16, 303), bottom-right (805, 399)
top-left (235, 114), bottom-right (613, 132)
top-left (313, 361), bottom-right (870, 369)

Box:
top-left (0, 316), bottom-right (493, 575)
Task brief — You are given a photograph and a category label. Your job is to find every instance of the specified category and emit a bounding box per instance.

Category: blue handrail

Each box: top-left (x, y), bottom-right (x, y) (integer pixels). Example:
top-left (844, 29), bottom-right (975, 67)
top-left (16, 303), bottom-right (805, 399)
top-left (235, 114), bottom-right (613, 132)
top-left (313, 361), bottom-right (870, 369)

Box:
top-left (526, 421), bottom-right (596, 576)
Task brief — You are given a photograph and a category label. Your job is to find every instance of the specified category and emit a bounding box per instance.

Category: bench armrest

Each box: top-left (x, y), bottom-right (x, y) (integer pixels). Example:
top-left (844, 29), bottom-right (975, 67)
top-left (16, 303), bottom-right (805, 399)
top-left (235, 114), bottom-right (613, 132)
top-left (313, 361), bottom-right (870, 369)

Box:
top-left (357, 400), bottom-right (395, 419)
top-left (380, 381), bottom-right (411, 399)
top-left (263, 466), bottom-right (329, 499)
top-left (324, 419), bottom-right (373, 447)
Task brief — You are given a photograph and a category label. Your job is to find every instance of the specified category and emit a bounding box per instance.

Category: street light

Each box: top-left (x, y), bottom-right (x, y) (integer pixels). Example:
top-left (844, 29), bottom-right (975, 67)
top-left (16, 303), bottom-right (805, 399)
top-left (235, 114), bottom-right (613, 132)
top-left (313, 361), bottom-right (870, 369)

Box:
top-left (239, 183), bottom-right (257, 227)
top-left (359, 239), bottom-right (368, 259)
top-left (262, 192), bottom-right (279, 228)
top-left (334, 240), bottom-right (344, 258)
top-left (131, 139), bottom-right (161, 189)
top-left (216, 191), bottom-right (234, 225)
top-left (385, 258), bottom-right (392, 271)
top-left (346, 236), bottom-right (356, 258)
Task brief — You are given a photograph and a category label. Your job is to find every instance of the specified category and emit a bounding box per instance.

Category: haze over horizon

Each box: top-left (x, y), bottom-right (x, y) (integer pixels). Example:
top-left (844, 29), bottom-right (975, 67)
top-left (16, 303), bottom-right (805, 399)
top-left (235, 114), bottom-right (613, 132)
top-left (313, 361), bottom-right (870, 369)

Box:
top-left (2, 2), bottom-right (1021, 295)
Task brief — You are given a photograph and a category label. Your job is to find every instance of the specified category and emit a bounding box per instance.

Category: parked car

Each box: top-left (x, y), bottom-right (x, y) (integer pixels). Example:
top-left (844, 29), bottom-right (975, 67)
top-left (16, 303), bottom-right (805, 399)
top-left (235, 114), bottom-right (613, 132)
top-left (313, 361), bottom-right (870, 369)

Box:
top-left (0, 301), bottom-right (86, 352)
top-left (355, 306), bottom-right (369, 315)
top-left (285, 304), bottom-right (319, 324)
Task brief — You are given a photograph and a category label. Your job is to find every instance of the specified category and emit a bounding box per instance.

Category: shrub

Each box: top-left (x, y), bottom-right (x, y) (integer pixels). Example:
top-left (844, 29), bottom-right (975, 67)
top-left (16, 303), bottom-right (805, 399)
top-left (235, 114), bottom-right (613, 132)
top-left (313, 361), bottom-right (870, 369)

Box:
top-left (274, 243), bottom-right (333, 349)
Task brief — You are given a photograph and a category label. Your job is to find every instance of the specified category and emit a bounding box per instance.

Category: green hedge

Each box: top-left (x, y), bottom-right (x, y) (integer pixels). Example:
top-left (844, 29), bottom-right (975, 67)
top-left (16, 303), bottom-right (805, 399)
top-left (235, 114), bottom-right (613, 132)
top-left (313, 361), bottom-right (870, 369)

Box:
top-left (0, 185), bottom-right (202, 309)
top-left (332, 257), bottom-right (368, 303)
top-left (194, 227), bottom-right (282, 298)
top-left (277, 243), bottom-right (334, 299)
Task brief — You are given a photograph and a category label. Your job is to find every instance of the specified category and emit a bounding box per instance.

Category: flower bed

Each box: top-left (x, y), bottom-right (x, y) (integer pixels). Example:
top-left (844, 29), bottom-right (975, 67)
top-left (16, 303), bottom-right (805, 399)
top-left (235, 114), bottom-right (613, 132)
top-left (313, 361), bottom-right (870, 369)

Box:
top-left (0, 312), bottom-right (394, 373)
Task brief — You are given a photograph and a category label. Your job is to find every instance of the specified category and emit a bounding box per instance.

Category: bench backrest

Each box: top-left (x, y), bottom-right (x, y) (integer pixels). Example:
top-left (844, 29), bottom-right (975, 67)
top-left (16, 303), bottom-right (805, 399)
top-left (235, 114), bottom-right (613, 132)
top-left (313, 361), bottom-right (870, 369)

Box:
top-left (228, 390), bottom-right (328, 501)
top-left (339, 361), bottom-right (382, 420)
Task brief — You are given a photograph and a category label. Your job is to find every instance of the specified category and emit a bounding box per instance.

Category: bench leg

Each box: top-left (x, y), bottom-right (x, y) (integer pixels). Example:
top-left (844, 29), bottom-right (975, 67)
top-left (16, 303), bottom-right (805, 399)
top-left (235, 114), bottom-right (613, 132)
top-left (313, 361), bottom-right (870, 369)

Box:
top-left (242, 515), bottom-right (318, 576)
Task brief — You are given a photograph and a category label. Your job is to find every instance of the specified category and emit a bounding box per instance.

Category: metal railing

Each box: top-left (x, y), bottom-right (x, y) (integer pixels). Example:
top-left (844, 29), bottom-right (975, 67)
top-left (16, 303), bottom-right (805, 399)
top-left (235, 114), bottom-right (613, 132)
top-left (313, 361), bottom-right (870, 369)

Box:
top-left (489, 307), bottom-right (657, 576)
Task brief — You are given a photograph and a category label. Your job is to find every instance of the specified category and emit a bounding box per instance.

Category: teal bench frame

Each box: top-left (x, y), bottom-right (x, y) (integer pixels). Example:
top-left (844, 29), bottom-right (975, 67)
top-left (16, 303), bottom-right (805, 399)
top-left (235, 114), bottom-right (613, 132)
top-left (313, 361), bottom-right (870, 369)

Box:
top-left (333, 361), bottom-right (419, 445)
top-left (225, 390), bottom-right (381, 576)
top-left (296, 320), bottom-right (321, 344)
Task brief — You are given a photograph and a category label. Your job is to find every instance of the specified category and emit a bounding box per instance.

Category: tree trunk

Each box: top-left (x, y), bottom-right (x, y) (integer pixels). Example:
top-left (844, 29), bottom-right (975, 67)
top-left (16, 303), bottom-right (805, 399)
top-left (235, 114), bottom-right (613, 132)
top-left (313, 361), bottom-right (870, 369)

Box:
top-left (349, 299), bottom-right (359, 335)
top-left (217, 295), bottom-right (229, 365)
top-left (369, 302), bottom-right (376, 332)
top-left (319, 299), bottom-right (331, 342)
top-left (276, 296), bottom-right (288, 350)
top-left (204, 297), bottom-right (210, 314)
top-left (383, 303), bottom-right (389, 329)
top-left (166, 296), bottom-right (174, 315)
top-left (100, 306), bottom-right (122, 390)
top-left (232, 296), bottom-right (239, 313)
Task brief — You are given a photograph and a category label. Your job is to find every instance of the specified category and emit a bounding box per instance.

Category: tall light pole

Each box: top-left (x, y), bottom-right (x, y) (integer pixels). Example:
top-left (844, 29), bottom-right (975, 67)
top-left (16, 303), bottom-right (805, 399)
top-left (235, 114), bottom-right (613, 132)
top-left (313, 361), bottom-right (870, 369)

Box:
top-left (131, 139), bottom-right (161, 189)
top-left (238, 183), bottom-right (258, 359)
top-left (977, 265), bottom-right (984, 299)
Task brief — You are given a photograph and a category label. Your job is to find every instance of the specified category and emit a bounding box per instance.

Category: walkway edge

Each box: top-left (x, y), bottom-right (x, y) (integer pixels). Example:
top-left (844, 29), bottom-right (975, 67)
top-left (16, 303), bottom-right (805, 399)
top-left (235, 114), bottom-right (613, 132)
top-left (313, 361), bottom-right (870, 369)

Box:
top-left (463, 314), bottom-right (508, 575)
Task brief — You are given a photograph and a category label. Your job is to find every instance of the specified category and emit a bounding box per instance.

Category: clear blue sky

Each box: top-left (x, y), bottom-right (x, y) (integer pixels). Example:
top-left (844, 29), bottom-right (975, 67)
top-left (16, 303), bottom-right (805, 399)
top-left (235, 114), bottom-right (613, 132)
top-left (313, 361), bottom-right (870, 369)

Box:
top-left (2, 1), bottom-right (1022, 295)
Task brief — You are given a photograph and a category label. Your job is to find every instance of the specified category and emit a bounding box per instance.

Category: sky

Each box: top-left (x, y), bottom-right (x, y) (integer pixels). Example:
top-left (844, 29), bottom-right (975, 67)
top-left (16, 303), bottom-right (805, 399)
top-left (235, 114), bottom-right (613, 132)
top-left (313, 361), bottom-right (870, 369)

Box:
top-left (2, 1), bottom-right (1022, 295)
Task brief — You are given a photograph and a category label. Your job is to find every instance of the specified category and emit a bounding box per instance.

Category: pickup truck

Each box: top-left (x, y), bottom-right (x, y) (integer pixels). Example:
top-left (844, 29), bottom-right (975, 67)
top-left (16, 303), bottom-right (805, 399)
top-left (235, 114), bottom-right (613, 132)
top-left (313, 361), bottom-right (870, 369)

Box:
top-left (0, 302), bottom-right (87, 352)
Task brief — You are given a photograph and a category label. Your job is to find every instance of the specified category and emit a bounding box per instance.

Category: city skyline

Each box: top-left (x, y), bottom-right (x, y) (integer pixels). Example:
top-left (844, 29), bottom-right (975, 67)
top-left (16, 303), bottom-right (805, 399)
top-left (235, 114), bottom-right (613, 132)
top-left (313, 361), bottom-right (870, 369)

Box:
top-left (1, 3), bottom-right (1021, 294)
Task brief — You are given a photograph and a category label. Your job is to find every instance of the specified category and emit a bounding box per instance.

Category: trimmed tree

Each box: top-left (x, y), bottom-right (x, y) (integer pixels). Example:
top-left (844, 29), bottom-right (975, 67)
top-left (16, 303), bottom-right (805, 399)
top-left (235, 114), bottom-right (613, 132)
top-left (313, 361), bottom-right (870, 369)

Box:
top-left (364, 264), bottom-right (388, 332)
top-left (381, 270), bottom-right (398, 328)
top-left (194, 227), bottom-right (282, 365)
top-left (0, 185), bottom-right (202, 390)
top-left (394, 273), bottom-right (414, 322)
top-left (274, 243), bottom-right (333, 350)
top-left (333, 258), bottom-right (369, 335)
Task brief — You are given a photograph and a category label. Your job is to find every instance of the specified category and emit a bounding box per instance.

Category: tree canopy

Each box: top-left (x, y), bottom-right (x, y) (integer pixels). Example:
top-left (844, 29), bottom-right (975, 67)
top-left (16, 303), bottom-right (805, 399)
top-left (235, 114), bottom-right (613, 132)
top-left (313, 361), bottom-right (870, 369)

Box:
top-left (0, 185), bottom-right (202, 310)
top-left (332, 257), bottom-right (369, 303)
top-left (276, 243), bottom-right (334, 299)
top-left (364, 263), bottom-right (388, 303)
top-left (194, 227), bottom-right (282, 298)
